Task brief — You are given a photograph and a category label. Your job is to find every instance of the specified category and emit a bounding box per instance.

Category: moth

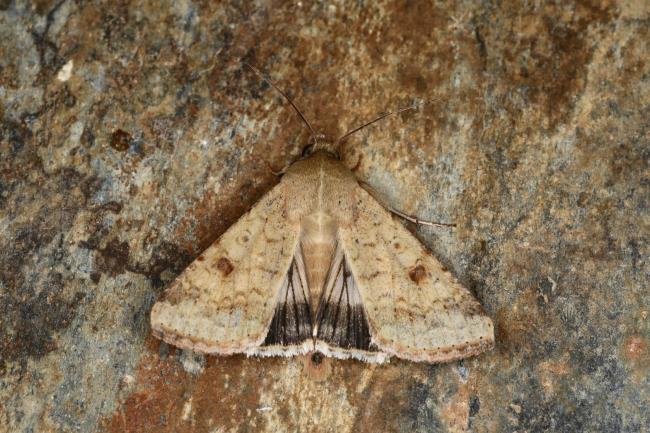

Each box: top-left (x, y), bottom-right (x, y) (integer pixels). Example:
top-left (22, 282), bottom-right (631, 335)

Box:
top-left (150, 66), bottom-right (494, 364)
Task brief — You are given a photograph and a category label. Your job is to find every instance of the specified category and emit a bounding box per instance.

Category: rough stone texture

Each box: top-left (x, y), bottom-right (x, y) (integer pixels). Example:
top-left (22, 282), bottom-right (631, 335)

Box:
top-left (0, 1), bottom-right (647, 432)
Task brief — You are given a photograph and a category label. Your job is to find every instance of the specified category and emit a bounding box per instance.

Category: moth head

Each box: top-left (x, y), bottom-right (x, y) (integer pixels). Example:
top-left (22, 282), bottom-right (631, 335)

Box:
top-left (301, 134), bottom-right (340, 160)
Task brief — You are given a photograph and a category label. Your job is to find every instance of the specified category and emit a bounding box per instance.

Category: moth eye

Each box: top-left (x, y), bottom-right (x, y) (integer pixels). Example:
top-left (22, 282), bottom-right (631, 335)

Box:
top-left (301, 143), bottom-right (314, 157)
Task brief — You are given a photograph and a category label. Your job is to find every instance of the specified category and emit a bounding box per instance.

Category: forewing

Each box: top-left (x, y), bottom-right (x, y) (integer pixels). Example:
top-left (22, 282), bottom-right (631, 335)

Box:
top-left (150, 183), bottom-right (300, 355)
top-left (338, 185), bottom-right (494, 363)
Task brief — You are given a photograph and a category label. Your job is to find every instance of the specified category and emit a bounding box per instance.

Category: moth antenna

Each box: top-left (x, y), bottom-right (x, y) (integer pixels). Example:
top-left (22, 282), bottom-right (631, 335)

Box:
top-left (243, 62), bottom-right (319, 147)
top-left (336, 99), bottom-right (438, 145)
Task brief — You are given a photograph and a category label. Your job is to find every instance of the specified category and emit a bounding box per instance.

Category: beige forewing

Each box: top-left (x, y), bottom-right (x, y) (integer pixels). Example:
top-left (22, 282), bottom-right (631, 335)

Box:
top-left (338, 185), bottom-right (495, 363)
top-left (150, 183), bottom-right (301, 355)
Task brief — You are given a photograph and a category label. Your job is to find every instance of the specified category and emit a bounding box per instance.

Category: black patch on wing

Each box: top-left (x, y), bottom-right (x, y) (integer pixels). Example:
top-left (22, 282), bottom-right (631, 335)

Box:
top-left (315, 247), bottom-right (373, 351)
top-left (263, 255), bottom-right (313, 346)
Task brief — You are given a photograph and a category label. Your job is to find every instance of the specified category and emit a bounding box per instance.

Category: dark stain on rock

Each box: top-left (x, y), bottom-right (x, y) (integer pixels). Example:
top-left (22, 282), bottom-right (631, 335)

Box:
top-left (408, 264), bottom-right (427, 284)
top-left (0, 137), bottom-right (101, 369)
top-left (478, 3), bottom-right (615, 129)
top-left (5, 221), bottom-right (56, 285)
top-left (29, 0), bottom-right (67, 80)
top-left (120, 241), bottom-right (193, 289)
top-left (175, 93), bottom-right (203, 126)
top-left (110, 129), bottom-right (132, 151)
top-left (91, 200), bottom-right (123, 214)
top-left (0, 162), bottom-right (98, 338)
top-left (142, 241), bottom-right (193, 288)
top-left (512, 352), bottom-right (625, 433)
top-left (1, 118), bottom-right (33, 159)
top-left (0, 271), bottom-right (86, 373)
top-left (405, 381), bottom-right (444, 432)
top-left (469, 395), bottom-right (480, 417)
top-left (81, 125), bottom-right (95, 147)
top-left (80, 220), bottom-right (192, 287)
top-left (61, 84), bottom-right (77, 108)
top-left (535, 276), bottom-right (555, 308)
top-left (382, 1), bottom-right (447, 49)
top-left (217, 257), bottom-right (234, 276)
top-left (474, 26), bottom-right (488, 71)
top-left (96, 238), bottom-right (131, 276)
top-left (90, 271), bottom-right (102, 284)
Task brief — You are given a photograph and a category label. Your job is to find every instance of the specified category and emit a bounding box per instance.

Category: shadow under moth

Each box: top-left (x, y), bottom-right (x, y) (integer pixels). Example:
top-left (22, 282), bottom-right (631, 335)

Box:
top-left (150, 66), bottom-right (494, 364)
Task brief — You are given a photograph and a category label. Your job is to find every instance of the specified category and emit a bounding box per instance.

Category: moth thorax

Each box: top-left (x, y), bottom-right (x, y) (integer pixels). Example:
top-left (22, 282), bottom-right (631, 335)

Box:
top-left (300, 212), bottom-right (337, 315)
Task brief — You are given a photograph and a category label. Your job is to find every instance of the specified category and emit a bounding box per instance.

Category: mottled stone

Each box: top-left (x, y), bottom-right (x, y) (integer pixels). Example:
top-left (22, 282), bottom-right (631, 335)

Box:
top-left (0, 1), bottom-right (647, 432)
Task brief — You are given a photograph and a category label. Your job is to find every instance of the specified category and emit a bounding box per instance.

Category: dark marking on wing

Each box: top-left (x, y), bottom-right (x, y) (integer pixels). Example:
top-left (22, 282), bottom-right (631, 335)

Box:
top-left (315, 246), bottom-right (373, 351)
top-left (409, 264), bottom-right (426, 283)
top-left (263, 243), bottom-right (377, 352)
top-left (263, 251), bottom-right (313, 346)
top-left (216, 257), bottom-right (234, 276)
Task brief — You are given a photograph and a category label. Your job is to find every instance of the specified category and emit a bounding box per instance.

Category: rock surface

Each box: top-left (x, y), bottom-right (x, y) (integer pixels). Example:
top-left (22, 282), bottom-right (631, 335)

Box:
top-left (0, 1), bottom-right (647, 432)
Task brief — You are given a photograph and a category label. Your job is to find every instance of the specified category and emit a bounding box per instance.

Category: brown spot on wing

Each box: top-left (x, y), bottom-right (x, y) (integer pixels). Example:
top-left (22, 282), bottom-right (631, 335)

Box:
top-left (216, 257), bottom-right (234, 276)
top-left (409, 265), bottom-right (427, 284)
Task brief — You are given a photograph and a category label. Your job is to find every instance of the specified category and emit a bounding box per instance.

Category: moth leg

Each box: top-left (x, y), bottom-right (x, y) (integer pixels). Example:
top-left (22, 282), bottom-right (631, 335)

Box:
top-left (358, 182), bottom-right (455, 228)
top-left (388, 207), bottom-right (456, 229)
top-left (269, 159), bottom-right (292, 177)
top-left (248, 153), bottom-right (292, 177)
